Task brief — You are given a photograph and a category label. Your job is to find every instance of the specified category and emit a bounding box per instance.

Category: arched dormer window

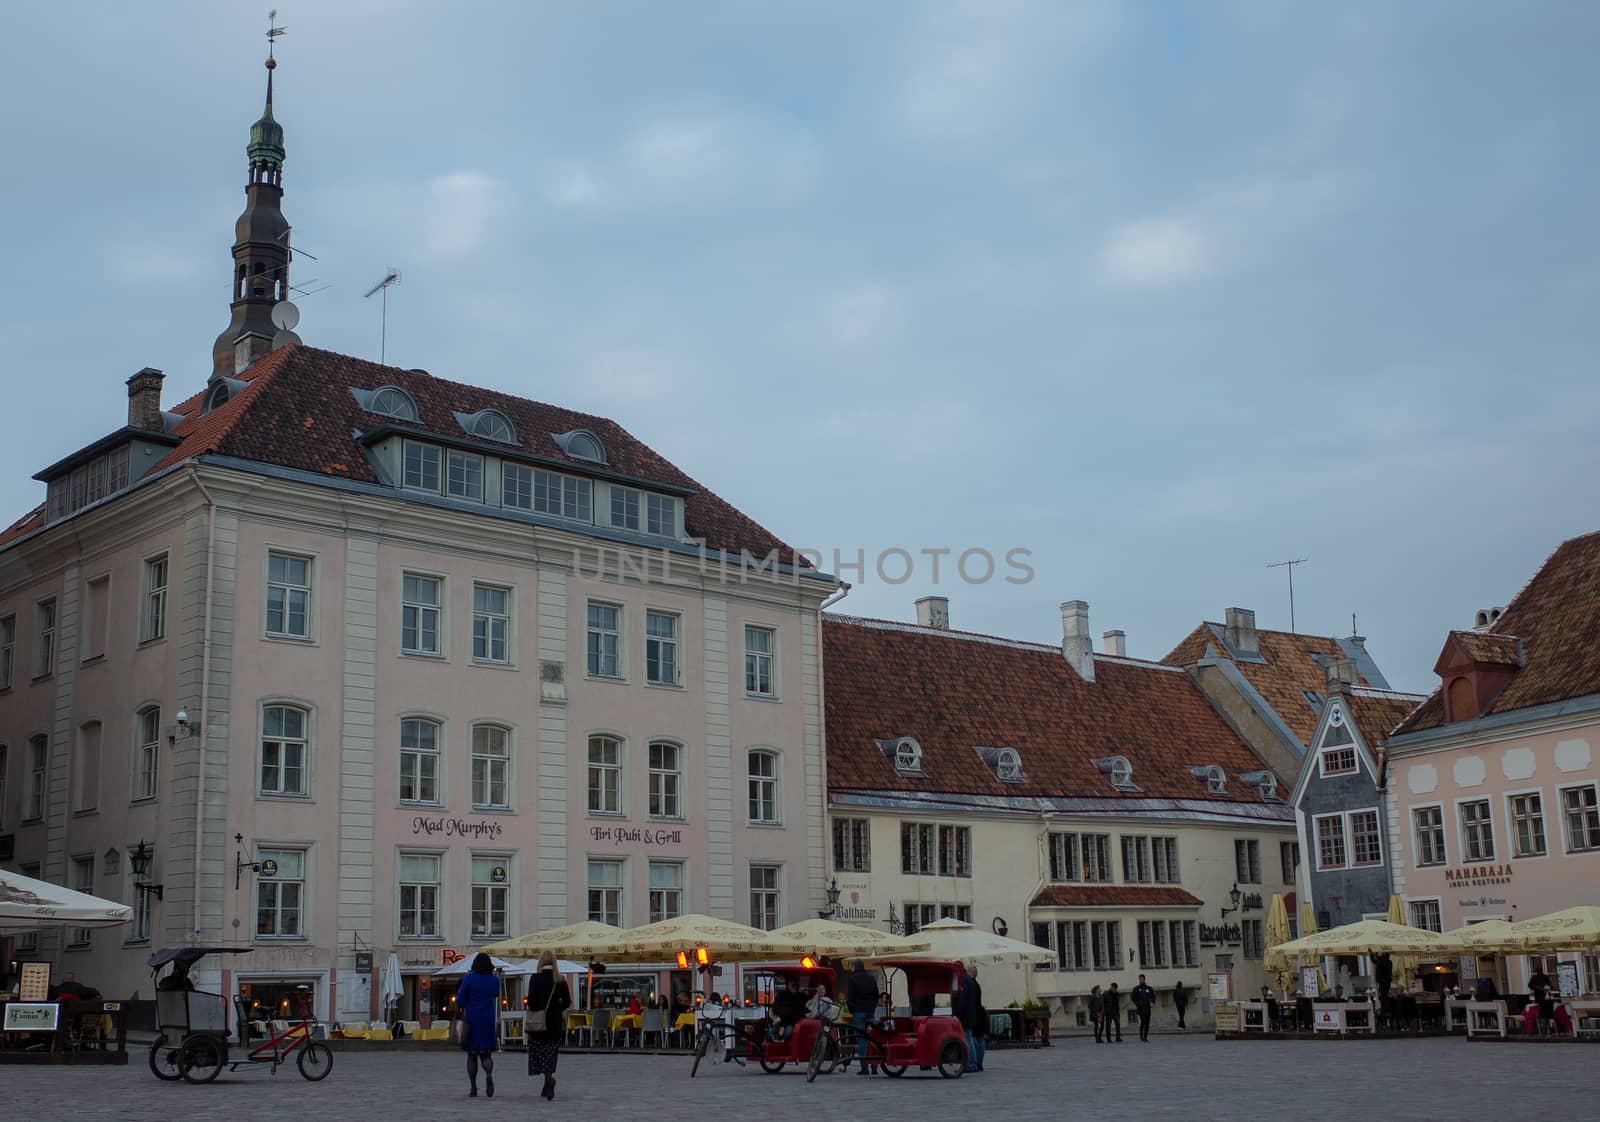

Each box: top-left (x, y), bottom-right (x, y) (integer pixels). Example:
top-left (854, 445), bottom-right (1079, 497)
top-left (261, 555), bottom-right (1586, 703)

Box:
top-left (553, 429), bottom-right (607, 464)
top-left (995, 748), bottom-right (1023, 783)
top-left (369, 385), bottom-right (418, 422)
top-left (470, 410), bottom-right (515, 444)
top-left (205, 382), bottom-right (231, 412)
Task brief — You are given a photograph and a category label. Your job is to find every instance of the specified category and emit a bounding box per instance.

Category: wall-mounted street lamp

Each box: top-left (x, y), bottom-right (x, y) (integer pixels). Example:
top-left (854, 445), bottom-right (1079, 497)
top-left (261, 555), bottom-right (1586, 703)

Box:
top-left (817, 878), bottom-right (842, 919)
top-left (174, 708), bottom-right (200, 739)
top-left (128, 839), bottom-right (164, 901)
top-left (1220, 882), bottom-right (1243, 918)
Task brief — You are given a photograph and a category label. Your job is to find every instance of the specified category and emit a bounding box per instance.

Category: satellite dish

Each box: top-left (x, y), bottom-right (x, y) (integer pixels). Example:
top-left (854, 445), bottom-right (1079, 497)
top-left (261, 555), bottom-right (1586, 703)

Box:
top-left (272, 329), bottom-right (302, 349)
top-left (270, 300), bottom-right (301, 331)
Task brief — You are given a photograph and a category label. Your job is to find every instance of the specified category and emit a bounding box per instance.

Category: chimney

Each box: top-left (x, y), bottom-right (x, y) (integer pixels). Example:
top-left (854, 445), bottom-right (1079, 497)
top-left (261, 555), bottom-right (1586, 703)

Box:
top-left (1060, 600), bottom-right (1095, 682)
top-left (1102, 629), bottom-right (1127, 658)
top-left (126, 367), bottom-right (165, 431)
top-left (1224, 606), bottom-right (1259, 658)
top-left (915, 596), bottom-right (950, 630)
top-left (1326, 657), bottom-right (1358, 695)
top-left (1473, 607), bottom-right (1504, 632)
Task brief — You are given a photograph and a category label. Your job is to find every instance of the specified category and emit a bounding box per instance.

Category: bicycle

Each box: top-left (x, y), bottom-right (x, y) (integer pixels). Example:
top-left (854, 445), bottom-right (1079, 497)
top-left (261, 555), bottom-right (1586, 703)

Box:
top-left (688, 999), bottom-right (747, 1078)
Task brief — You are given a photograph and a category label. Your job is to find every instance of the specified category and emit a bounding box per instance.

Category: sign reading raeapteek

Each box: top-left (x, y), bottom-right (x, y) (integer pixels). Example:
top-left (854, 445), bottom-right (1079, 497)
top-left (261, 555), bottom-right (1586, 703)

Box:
top-left (3, 1003), bottom-right (60, 1032)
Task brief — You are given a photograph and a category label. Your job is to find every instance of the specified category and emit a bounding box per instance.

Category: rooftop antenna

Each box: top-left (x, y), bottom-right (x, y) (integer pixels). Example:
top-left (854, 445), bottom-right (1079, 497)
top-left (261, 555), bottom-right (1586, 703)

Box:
top-left (1267, 557), bottom-right (1309, 635)
top-left (1351, 612), bottom-right (1358, 637)
top-left (363, 269), bottom-right (401, 364)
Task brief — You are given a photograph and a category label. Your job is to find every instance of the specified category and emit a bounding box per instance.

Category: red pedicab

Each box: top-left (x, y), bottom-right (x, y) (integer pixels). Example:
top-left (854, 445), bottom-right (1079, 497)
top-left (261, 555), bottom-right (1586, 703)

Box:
top-left (689, 961), bottom-right (838, 1077)
top-left (868, 959), bottom-right (969, 1079)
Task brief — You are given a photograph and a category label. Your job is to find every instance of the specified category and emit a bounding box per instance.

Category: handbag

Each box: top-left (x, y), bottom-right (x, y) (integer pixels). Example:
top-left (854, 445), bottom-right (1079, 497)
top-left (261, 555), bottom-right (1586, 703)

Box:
top-left (524, 976), bottom-right (559, 1034)
top-left (450, 1017), bottom-right (467, 1045)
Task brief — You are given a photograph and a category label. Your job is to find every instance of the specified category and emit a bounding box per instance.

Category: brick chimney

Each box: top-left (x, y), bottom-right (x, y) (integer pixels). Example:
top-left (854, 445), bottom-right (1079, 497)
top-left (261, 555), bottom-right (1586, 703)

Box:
top-left (1103, 630), bottom-right (1127, 657)
top-left (1061, 600), bottom-right (1095, 682)
top-left (1224, 606), bottom-right (1259, 658)
top-left (126, 368), bottom-right (165, 431)
top-left (1326, 657), bottom-right (1358, 696)
top-left (915, 596), bottom-right (950, 630)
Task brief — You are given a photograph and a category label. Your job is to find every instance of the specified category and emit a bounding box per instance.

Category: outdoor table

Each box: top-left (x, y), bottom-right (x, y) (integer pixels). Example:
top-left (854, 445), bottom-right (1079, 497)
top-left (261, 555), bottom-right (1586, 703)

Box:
top-left (565, 1010), bottom-right (591, 1044)
top-left (611, 1013), bottom-right (642, 1044)
top-left (673, 1012), bottom-right (697, 1032)
top-left (1465, 1000), bottom-right (1510, 1039)
top-left (1446, 997), bottom-right (1471, 1033)
top-left (1570, 999), bottom-right (1600, 1039)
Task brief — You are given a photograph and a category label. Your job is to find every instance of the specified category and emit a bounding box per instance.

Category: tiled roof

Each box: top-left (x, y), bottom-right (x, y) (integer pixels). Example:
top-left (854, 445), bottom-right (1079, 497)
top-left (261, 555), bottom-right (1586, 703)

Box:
top-left (1346, 690), bottom-right (1424, 749)
top-left (1446, 630), bottom-right (1523, 667)
top-left (9, 344), bottom-right (806, 563)
top-left (0, 504), bottom-right (45, 549)
top-left (824, 614), bottom-right (1282, 802)
top-left (1394, 530), bottom-right (1600, 735)
top-left (1030, 886), bottom-right (1203, 908)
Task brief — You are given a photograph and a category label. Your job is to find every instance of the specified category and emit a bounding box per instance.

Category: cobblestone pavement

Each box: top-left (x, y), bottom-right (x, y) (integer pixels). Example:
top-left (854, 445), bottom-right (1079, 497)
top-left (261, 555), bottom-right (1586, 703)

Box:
top-left (8, 1035), bottom-right (1593, 1121)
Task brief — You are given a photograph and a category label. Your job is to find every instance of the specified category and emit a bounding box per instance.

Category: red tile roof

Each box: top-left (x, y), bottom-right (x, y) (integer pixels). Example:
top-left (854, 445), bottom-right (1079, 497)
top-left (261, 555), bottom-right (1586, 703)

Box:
top-left (7, 344), bottom-right (806, 563)
top-left (824, 615), bottom-right (1282, 801)
top-left (1394, 530), bottom-right (1600, 735)
top-left (1346, 690), bottom-right (1424, 749)
top-left (1445, 630), bottom-right (1523, 668)
top-left (1030, 886), bottom-right (1203, 908)
top-left (0, 504), bottom-right (45, 549)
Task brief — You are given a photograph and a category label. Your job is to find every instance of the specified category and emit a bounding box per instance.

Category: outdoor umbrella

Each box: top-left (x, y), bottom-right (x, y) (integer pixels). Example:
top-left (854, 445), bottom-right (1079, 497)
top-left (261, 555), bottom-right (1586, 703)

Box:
top-left (1297, 902), bottom-right (1330, 994)
top-left (379, 952), bottom-right (404, 1022)
top-left (1495, 905), bottom-right (1600, 953)
top-left (501, 958), bottom-right (587, 977)
top-left (0, 867), bottom-right (132, 933)
top-left (874, 917), bottom-right (1054, 967)
top-left (433, 954), bottom-right (516, 977)
top-left (1272, 919), bottom-right (1453, 958)
top-left (479, 921), bottom-right (624, 960)
top-left (1262, 894), bottom-right (1295, 993)
top-left (1442, 918), bottom-right (1515, 954)
top-left (580, 914), bottom-right (795, 964)
top-left (1384, 896), bottom-right (1418, 991)
top-left (764, 918), bottom-right (930, 960)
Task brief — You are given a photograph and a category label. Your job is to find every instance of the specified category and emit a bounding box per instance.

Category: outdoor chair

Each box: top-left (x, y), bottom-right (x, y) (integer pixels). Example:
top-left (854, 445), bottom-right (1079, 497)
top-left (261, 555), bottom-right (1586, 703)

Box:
top-left (639, 1009), bottom-right (667, 1049)
top-left (590, 1008), bottom-right (614, 1048)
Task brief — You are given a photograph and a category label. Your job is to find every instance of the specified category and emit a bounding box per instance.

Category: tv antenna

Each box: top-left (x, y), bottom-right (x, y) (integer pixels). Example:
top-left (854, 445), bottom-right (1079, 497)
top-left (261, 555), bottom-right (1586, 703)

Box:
top-left (1267, 557), bottom-right (1309, 635)
top-left (363, 269), bottom-right (401, 365)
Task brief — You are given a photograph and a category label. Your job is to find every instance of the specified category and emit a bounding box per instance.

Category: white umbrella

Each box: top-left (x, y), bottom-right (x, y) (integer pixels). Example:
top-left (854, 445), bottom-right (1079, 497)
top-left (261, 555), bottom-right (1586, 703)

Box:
top-left (379, 953), bottom-right (404, 1021)
top-left (433, 954), bottom-right (516, 977)
top-left (875, 917), bottom-right (1054, 967)
top-left (0, 867), bottom-right (132, 934)
top-left (503, 958), bottom-right (587, 977)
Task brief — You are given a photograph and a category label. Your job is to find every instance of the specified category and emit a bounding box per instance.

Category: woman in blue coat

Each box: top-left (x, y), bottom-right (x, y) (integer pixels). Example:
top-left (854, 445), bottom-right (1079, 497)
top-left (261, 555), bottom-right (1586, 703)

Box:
top-left (456, 953), bottom-right (502, 1097)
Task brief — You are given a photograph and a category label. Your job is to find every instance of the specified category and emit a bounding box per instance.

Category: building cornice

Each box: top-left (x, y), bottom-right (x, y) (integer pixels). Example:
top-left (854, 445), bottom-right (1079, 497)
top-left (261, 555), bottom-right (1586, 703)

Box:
top-left (1385, 692), bottom-right (1600, 756)
top-left (829, 790), bottom-right (1295, 828)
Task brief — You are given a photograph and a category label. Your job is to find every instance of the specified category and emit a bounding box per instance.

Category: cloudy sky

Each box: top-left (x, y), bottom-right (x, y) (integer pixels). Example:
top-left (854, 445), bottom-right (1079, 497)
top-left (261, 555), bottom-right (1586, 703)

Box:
top-left (4, 1), bottom-right (1597, 693)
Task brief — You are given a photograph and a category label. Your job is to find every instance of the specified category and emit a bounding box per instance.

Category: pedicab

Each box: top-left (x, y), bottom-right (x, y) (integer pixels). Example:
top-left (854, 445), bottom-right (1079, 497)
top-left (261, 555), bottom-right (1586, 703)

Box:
top-left (866, 959), bottom-right (970, 1079)
top-left (147, 946), bottom-right (334, 1083)
top-left (688, 960), bottom-right (838, 1077)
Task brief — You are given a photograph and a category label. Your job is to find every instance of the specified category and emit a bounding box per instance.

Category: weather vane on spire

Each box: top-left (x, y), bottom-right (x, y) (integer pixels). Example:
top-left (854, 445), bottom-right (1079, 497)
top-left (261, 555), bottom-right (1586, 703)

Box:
top-left (267, 9), bottom-right (286, 65)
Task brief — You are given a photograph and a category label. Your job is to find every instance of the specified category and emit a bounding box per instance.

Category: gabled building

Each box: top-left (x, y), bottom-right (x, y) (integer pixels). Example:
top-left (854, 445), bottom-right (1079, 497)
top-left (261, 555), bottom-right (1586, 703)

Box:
top-left (1387, 531), bottom-right (1600, 996)
top-left (824, 597), bottom-right (1296, 1026)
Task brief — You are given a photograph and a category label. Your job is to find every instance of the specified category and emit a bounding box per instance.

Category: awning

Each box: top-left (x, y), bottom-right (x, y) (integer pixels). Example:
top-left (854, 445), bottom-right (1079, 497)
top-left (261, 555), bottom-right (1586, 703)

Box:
top-left (1, 868), bottom-right (132, 934)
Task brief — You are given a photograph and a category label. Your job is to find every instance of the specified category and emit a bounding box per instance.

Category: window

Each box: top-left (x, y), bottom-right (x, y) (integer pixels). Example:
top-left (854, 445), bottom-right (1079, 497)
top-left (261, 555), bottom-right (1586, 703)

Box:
top-left (0, 744), bottom-right (6, 829)
top-left (748, 750), bottom-right (780, 824)
top-left (530, 470), bottom-right (592, 521)
top-left (16, 863), bottom-right (40, 952)
top-left (1460, 799), bottom-right (1495, 863)
top-left (266, 552), bottom-right (312, 639)
top-left (1413, 806), bottom-right (1447, 867)
top-left (1350, 810), bottom-right (1383, 867)
top-left (587, 859), bottom-right (623, 926)
top-left (744, 625), bottom-right (776, 696)
top-left (1169, 920), bottom-right (1199, 967)
top-left (1, 614), bottom-right (14, 688)
top-left (446, 450), bottom-right (484, 501)
top-left (1409, 899), bottom-right (1442, 933)
top-left (1137, 920), bottom-right (1167, 968)
top-left (1234, 839), bottom-right (1261, 883)
top-left (648, 861), bottom-right (683, 923)
top-left (1082, 835), bottom-right (1113, 882)
top-left (893, 739), bottom-right (923, 775)
top-left (610, 486), bottom-right (641, 531)
top-left (370, 385), bottom-right (418, 421)
top-left (471, 584), bottom-right (510, 664)
top-left (1055, 920), bottom-right (1088, 970)
top-left (470, 857), bottom-right (509, 939)
top-left (401, 574), bottom-right (442, 655)
top-left (1561, 785), bottom-right (1600, 852)
top-left (832, 818), bottom-right (871, 872)
top-left (586, 602), bottom-right (621, 678)
top-left (1585, 953), bottom-right (1600, 998)
top-left (470, 724), bottom-right (510, 810)
top-left (74, 721), bottom-right (101, 812)
top-left (555, 429), bottom-right (605, 463)
top-left (647, 741), bottom-right (681, 819)
top-left (133, 706), bottom-right (159, 801)
top-left (646, 494), bottom-right (677, 537)
top-left (1122, 836), bottom-right (1151, 884)
top-left (1316, 815), bottom-right (1347, 870)
top-left (1242, 919), bottom-right (1264, 959)
top-left (1320, 744), bottom-right (1358, 776)
top-left (1509, 793), bottom-right (1547, 858)
top-left (260, 705), bottom-right (308, 796)
top-left (26, 734), bottom-right (47, 821)
top-left (69, 856), bottom-right (95, 946)
top-left (398, 853), bottom-right (441, 938)
top-left (400, 718), bottom-right (442, 804)
top-left (1152, 837), bottom-right (1180, 884)
top-left (255, 848), bottom-right (305, 937)
top-left (141, 556), bottom-right (168, 642)
top-left (1280, 841), bottom-right (1301, 884)
top-left (1090, 921), bottom-right (1121, 971)
top-left (937, 824), bottom-right (971, 877)
top-left (904, 903), bottom-right (970, 935)
top-left (750, 864), bottom-right (782, 930)
top-left (82, 575), bottom-right (109, 660)
top-left (470, 410), bottom-right (515, 443)
top-left (1048, 833), bottom-right (1079, 882)
top-left (901, 822), bottom-right (936, 875)
top-left (994, 748), bottom-right (1023, 782)
top-left (588, 736), bottom-right (622, 815)
top-left (402, 441), bottom-right (441, 492)
top-left (645, 611), bottom-right (679, 686)
top-left (35, 599), bottom-right (56, 677)
top-left (502, 462), bottom-right (533, 510)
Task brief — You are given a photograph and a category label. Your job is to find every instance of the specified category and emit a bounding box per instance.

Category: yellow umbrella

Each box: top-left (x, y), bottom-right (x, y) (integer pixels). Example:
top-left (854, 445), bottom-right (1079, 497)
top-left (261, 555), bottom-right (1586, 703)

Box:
top-left (1442, 918), bottom-right (1515, 954)
top-left (479, 920), bottom-right (624, 960)
top-left (1297, 904), bottom-right (1330, 994)
top-left (1385, 896), bottom-right (1416, 991)
top-left (1497, 906), bottom-right (1600, 953)
top-left (764, 918), bottom-right (929, 959)
top-left (1263, 894), bottom-right (1294, 993)
top-left (580, 913), bottom-right (796, 965)
top-left (1274, 919), bottom-right (1454, 958)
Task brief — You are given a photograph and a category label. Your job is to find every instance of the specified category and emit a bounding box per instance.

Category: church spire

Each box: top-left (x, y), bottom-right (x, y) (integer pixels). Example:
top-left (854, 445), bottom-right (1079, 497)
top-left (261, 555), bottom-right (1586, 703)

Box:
top-left (211, 15), bottom-right (293, 380)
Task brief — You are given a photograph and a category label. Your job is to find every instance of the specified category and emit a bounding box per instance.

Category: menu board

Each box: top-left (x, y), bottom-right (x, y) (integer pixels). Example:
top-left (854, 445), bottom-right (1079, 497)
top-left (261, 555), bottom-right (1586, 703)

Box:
top-left (1207, 971), bottom-right (1231, 1000)
top-left (19, 962), bottom-right (51, 1002)
top-left (1212, 1003), bottom-right (1240, 1033)
top-left (1557, 962), bottom-right (1579, 999)
top-left (1300, 966), bottom-right (1320, 998)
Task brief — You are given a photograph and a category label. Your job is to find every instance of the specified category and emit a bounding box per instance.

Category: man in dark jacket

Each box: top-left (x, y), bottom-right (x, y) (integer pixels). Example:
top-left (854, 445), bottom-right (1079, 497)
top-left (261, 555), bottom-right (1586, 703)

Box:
top-left (1089, 986), bottom-right (1105, 1042)
top-left (1172, 980), bottom-right (1189, 1030)
top-left (953, 966), bottom-right (984, 1073)
top-left (1103, 982), bottom-right (1123, 1042)
top-left (1131, 974), bottom-right (1155, 1042)
top-left (845, 961), bottom-right (881, 1074)
top-left (1374, 952), bottom-right (1395, 1000)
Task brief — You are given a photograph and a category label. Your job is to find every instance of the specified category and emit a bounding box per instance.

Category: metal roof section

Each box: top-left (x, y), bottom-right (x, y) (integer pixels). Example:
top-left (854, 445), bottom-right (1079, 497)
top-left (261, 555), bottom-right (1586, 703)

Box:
top-left (830, 789), bottom-right (1295, 826)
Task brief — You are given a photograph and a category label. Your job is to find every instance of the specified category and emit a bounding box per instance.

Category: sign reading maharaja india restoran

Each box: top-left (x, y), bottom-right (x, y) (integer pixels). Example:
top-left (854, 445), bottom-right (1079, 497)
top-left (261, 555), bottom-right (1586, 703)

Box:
top-left (1442, 864), bottom-right (1512, 887)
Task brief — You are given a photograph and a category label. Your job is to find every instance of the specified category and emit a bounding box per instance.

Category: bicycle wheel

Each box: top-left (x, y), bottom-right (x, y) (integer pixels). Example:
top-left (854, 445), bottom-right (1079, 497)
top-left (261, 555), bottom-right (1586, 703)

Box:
top-left (297, 1041), bottom-right (334, 1081)
top-left (148, 1039), bottom-right (184, 1081)
top-left (690, 1030), bottom-right (711, 1078)
top-left (180, 1035), bottom-right (226, 1083)
top-left (805, 1030), bottom-right (838, 1083)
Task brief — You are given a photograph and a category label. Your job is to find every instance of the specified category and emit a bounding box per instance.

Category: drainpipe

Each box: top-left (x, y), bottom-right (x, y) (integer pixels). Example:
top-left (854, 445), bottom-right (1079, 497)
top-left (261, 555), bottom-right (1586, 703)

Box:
top-left (1029, 813), bottom-right (1056, 1009)
top-left (815, 580), bottom-right (849, 916)
top-left (189, 465), bottom-right (218, 939)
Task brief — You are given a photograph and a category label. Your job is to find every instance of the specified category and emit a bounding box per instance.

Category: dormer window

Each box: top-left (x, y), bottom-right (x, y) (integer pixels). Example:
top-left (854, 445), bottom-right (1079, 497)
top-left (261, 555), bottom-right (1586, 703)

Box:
top-left (553, 429), bottom-right (607, 464)
top-left (1094, 756), bottom-right (1138, 792)
top-left (877, 737), bottom-right (924, 776)
top-left (456, 408), bottom-right (516, 444)
top-left (205, 382), bottom-right (231, 412)
top-left (1241, 770), bottom-right (1281, 801)
top-left (370, 385), bottom-right (418, 422)
top-left (974, 746), bottom-right (1025, 784)
top-left (1188, 764), bottom-right (1228, 795)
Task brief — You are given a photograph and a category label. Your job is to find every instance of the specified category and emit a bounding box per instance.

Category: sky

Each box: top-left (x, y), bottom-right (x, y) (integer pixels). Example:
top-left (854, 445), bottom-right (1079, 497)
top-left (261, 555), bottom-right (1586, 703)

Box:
top-left (2, 1), bottom-right (1597, 695)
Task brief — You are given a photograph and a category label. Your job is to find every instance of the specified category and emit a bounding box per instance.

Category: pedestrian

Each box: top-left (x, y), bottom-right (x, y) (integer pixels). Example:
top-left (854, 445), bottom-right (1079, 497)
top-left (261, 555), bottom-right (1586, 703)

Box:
top-left (969, 968), bottom-right (987, 1073)
top-left (846, 959), bottom-right (881, 1074)
top-left (953, 964), bottom-right (982, 1072)
top-left (1172, 980), bottom-right (1189, 1030)
top-left (1103, 982), bottom-right (1123, 1042)
top-left (1131, 974), bottom-right (1155, 1042)
top-left (525, 950), bottom-right (572, 1101)
top-left (1089, 985), bottom-right (1105, 1042)
top-left (1374, 952), bottom-right (1394, 1000)
top-left (455, 953), bottom-right (501, 1099)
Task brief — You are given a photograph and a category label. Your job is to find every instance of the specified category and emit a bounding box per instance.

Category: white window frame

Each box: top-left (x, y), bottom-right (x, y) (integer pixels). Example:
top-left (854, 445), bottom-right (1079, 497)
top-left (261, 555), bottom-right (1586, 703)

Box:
top-left (1315, 813), bottom-right (1348, 870)
top-left (265, 551), bottom-right (314, 641)
top-left (254, 846), bottom-right (308, 940)
top-left (1234, 838), bottom-right (1262, 883)
top-left (132, 705), bottom-right (160, 802)
top-left (470, 855), bottom-right (512, 940)
top-left (470, 723), bottom-right (512, 811)
top-left (1407, 896), bottom-right (1444, 934)
top-left (749, 863), bottom-right (782, 931)
top-left (0, 613), bottom-right (14, 689)
top-left (401, 440), bottom-right (441, 492)
top-left (587, 735), bottom-right (623, 816)
top-left (648, 860), bottom-right (684, 924)
top-left (1457, 797), bottom-right (1498, 864)
top-left (647, 740), bottom-right (682, 820)
top-left (445, 449), bottom-right (484, 501)
top-left (25, 734), bottom-right (47, 821)
top-left (747, 749), bottom-right (781, 825)
top-left (1082, 834), bottom-right (1113, 882)
top-left (1559, 782), bottom-right (1600, 854)
top-left (532, 469), bottom-right (592, 522)
top-left (832, 817), bottom-right (871, 873)
top-left (140, 554), bottom-right (169, 644)
top-left (1348, 808), bottom-right (1384, 868)
top-left (586, 601), bottom-right (622, 679)
top-left (744, 624), bottom-right (777, 698)
top-left (1412, 803), bottom-right (1447, 868)
top-left (644, 610), bottom-right (680, 687)
top-left (937, 823), bottom-right (972, 877)
top-left (471, 583), bottom-right (511, 665)
top-left (1280, 840), bottom-right (1300, 885)
top-left (1319, 744), bottom-right (1358, 777)
top-left (1505, 787), bottom-right (1549, 860)
top-left (68, 855), bottom-right (95, 947)
top-left (645, 493), bottom-right (677, 537)
top-left (35, 598), bottom-right (56, 677)
top-left (259, 703), bottom-right (311, 798)
top-left (400, 717), bottom-right (444, 806)
top-left (397, 851), bottom-right (444, 940)
top-left (401, 572), bottom-right (444, 657)
top-left (610, 485), bottom-right (641, 531)
top-left (587, 858), bottom-right (624, 926)
top-left (80, 573), bottom-right (110, 663)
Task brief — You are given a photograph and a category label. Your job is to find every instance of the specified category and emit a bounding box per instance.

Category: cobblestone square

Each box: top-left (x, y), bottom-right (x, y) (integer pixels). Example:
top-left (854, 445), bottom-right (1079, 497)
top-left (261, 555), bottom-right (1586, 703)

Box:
top-left (5, 1035), bottom-right (1592, 1122)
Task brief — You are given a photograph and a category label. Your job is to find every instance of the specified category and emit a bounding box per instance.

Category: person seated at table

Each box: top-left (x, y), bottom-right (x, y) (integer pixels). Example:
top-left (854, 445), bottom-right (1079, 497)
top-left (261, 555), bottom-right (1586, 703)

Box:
top-left (672, 990), bottom-right (693, 1015)
top-left (48, 972), bottom-right (102, 1001)
top-left (770, 977), bottom-right (809, 1040)
top-left (627, 994), bottom-right (643, 1017)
